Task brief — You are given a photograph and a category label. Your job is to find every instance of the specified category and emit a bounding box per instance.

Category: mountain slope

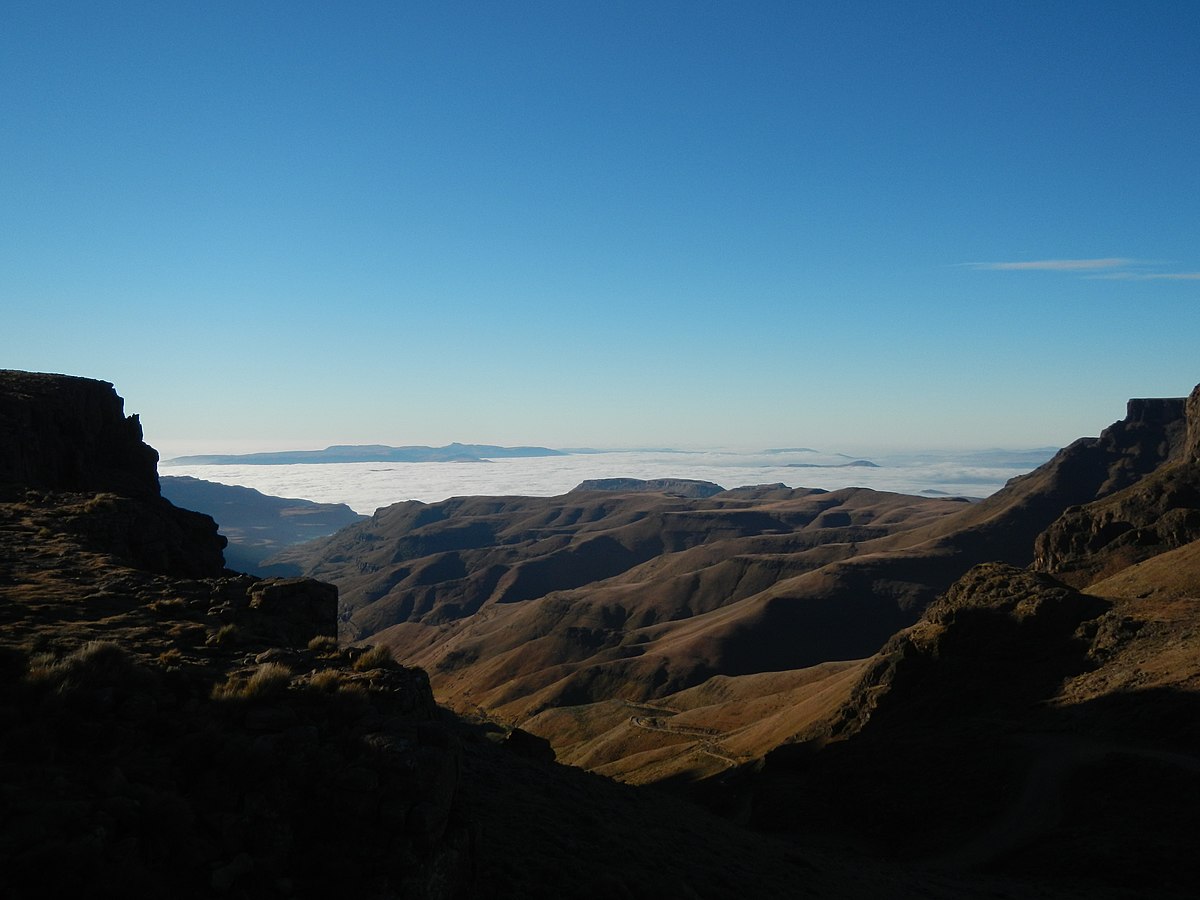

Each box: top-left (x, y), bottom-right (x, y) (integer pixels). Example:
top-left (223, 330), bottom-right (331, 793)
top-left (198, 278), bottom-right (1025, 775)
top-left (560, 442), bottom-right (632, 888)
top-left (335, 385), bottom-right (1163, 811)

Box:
top-left (161, 474), bottom-right (365, 575)
top-left (271, 392), bottom-right (1192, 785)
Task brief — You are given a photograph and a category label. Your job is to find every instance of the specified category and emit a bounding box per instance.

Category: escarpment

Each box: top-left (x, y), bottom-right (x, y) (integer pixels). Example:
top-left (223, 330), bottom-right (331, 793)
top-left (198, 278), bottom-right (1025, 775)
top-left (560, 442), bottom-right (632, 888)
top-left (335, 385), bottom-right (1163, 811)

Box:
top-left (1034, 385), bottom-right (1200, 586)
top-left (0, 369), bottom-right (227, 577)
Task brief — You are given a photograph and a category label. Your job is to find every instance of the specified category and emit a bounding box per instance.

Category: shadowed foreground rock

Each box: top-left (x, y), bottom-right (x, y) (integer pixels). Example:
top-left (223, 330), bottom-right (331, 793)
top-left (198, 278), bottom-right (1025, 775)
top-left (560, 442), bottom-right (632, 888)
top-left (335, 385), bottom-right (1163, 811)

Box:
top-left (0, 371), bottom-right (473, 898)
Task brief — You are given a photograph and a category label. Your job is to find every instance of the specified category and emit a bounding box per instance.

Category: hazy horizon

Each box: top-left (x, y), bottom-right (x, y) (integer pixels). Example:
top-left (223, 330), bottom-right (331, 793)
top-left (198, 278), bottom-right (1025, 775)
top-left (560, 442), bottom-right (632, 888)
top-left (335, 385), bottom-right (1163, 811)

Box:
top-left (162, 445), bottom-right (1055, 516)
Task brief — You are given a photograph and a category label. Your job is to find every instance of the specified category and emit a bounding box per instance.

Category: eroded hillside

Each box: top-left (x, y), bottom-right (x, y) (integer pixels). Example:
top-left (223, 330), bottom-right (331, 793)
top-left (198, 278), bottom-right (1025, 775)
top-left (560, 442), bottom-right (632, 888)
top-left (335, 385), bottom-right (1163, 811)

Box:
top-left (272, 390), bottom-right (1194, 787)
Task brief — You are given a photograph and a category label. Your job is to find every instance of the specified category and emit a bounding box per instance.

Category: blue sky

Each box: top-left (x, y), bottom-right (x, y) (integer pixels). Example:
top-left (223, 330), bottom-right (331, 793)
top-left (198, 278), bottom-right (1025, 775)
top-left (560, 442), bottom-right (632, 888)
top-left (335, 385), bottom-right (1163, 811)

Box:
top-left (3, 1), bottom-right (1198, 458)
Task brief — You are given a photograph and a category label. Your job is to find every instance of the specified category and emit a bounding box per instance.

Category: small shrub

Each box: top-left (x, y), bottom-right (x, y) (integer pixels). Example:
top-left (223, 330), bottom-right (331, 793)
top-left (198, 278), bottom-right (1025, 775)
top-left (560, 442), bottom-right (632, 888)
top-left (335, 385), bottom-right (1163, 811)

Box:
top-left (352, 644), bottom-right (395, 672)
top-left (168, 622), bottom-right (207, 642)
top-left (211, 662), bottom-right (292, 702)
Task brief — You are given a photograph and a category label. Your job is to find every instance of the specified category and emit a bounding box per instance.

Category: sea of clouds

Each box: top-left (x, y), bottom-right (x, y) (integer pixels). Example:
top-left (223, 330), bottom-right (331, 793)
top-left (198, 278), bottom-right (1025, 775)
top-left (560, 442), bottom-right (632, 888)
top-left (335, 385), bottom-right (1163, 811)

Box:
top-left (161, 448), bottom-right (1057, 516)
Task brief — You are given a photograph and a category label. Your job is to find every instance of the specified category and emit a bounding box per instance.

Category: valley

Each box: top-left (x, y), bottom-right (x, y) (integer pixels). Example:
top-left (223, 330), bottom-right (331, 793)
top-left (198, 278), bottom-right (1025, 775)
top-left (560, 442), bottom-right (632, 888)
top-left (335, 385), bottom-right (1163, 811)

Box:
top-left (4, 368), bottom-right (1198, 897)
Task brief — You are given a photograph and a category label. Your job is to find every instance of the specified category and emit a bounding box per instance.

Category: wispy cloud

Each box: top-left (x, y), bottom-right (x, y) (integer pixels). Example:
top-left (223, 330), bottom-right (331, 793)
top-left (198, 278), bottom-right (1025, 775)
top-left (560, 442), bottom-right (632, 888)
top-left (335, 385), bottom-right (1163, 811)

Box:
top-left (1089, 271), bottom-right (1200, 281)
top-left (966, 258), bottom-right (1132, 271)
top-left (963, 257), bottom-right (1199, 281)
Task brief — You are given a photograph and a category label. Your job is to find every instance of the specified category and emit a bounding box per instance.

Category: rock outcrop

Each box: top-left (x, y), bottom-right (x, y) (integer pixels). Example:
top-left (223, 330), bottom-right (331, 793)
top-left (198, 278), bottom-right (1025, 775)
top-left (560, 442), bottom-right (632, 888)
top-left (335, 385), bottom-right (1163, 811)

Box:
top-left (740, 389), bottom-right (1200, 890)
top-left (0, 369), bottom-right (227, 577)
top-left (1034, 387), bottom-right (1200, 586)
top-left (0, 369), bottom-right (161, 497)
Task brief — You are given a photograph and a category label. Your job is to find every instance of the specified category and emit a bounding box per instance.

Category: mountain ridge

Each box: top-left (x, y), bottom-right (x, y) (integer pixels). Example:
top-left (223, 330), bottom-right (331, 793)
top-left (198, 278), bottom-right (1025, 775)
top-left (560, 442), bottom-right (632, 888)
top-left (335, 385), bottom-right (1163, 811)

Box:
top-left (270, 386), bottom-right (1199, 798)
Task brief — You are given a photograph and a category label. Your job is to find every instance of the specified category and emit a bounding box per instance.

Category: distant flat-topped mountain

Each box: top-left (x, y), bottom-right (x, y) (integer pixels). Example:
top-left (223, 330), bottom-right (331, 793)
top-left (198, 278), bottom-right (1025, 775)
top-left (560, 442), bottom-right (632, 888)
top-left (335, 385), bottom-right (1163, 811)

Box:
top-left (786, 459), bottom-right (880, 468)
top-left (163, 442), bottom-right (566, 466)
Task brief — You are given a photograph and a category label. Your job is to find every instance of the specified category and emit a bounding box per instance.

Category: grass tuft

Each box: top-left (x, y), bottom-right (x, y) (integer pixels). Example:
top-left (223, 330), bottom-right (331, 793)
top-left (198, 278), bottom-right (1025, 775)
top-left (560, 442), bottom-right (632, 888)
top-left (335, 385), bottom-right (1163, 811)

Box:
top-left (211, 662), bottom-right (292, 702)
top-left (352, 644), bottom-right (395, 672)
top-left (307, 634), bottom-right (339, 654)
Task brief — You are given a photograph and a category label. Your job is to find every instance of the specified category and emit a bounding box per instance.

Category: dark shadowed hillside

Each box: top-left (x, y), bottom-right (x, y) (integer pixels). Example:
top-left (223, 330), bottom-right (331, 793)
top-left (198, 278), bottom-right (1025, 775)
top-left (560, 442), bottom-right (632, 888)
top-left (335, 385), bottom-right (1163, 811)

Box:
top-left (161, 474), bottom-right (365, 575)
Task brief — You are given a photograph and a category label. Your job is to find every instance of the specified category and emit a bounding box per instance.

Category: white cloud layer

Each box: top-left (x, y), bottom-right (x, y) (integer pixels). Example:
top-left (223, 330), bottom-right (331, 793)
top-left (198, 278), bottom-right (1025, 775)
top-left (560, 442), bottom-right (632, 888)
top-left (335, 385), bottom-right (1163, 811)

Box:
top-left (163, 448), bottom-right (1054, 516)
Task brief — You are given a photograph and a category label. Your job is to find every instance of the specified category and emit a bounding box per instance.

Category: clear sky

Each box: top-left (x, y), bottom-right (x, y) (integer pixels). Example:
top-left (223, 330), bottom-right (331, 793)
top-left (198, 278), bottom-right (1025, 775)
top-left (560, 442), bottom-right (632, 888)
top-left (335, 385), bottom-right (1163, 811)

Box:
top-left (3, 1), bottom-right (1198, 458)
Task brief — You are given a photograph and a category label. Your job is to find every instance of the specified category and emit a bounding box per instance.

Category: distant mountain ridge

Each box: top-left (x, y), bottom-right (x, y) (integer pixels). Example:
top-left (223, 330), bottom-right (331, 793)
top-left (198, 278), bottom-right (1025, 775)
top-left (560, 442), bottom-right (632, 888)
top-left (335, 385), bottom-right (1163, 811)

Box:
top-left (163, 442), bottom-right (566, 466)
top-left (160, 475), bottom-right (366, 575)
top-left (786, 459), bottom-right (880, 469)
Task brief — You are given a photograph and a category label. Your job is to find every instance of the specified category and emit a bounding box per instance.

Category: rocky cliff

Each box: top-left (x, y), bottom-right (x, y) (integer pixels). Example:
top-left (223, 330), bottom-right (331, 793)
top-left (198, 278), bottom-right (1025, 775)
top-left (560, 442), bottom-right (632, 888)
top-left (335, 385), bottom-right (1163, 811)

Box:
top-left (0, 370), bottom-right (227, 577)
top-left (0, 369), bottom-right (161, 497)
top-left (1034, 386), bottom-right (1200, 585)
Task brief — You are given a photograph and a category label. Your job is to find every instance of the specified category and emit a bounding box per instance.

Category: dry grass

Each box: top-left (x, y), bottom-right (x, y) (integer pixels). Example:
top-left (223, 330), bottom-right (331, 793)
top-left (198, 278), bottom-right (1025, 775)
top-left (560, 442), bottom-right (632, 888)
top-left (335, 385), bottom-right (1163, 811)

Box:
top-left (26, 640), bottom-right (141, 693)
top-left (148, 597), bottom-right (188, 615)
top-left (211, 661), bottom-right (292, 702)
top-left (352, 644), bottom-right (395, 671)
top-left (158, 647), bottom-right (183, 667)
top-left (308, 669), bottom-right (344, 692)
top-left (307, 634), bottom-right (339, 654)
top-left (207, 623), bottom-right (240, 647)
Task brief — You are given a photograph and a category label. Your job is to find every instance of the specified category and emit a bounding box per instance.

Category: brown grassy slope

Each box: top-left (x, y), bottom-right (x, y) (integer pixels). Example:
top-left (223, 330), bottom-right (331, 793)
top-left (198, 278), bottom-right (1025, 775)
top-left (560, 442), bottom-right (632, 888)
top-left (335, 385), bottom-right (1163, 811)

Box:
top-left (747, 553), bottom-right (1200, 896)
top-left (523, 660), bottom-right (867, 784)
top-left (267, 392), bottom-right (1192, 791)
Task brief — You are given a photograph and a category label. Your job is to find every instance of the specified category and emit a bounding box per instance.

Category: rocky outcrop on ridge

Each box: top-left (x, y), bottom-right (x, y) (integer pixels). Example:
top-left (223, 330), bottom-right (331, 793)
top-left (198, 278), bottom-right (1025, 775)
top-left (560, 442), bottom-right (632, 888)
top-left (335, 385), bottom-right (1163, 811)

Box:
top-left (0, 369), bottom-right (161, 497)
top-left (0, 370), bottom-right (226, 577)
top-left (1032, 386), bottom-right (1200, 586)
